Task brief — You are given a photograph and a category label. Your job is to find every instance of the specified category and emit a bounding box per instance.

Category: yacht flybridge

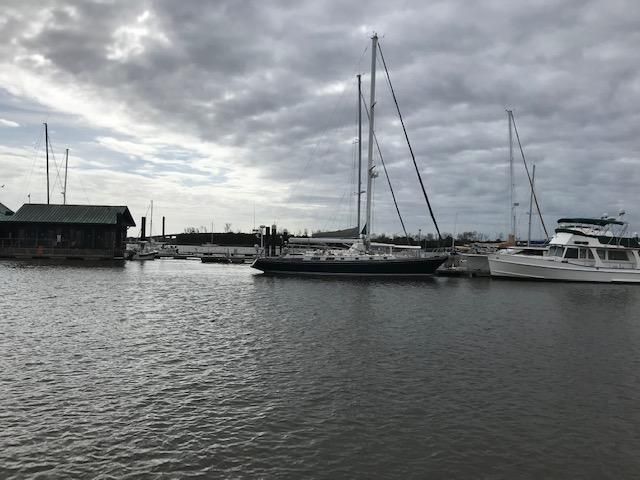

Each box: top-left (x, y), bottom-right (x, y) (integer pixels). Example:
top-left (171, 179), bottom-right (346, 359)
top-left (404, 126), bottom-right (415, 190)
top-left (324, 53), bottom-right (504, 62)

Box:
top-left (488, 214), bottom-right (640, 283)
top-left (251, 34), bottom-right (448, 276)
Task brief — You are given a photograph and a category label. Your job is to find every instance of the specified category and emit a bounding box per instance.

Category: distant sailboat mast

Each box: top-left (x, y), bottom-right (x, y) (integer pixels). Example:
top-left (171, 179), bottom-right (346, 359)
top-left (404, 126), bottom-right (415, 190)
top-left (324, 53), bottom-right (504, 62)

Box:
top-left (527, 164), bottom-right (536, 246)
top-left (150, 200), bottom-right (153, 238)
top-left (508, 110), bottom-right (549, 241)
top-left (364, 34), bottom-right (378, 247)
top-left (45, 122), bottom-right (50, 205)
top-left (507, 110), bottom-right (516, 243)
top-left (63, 148), bottom-right (69, 205)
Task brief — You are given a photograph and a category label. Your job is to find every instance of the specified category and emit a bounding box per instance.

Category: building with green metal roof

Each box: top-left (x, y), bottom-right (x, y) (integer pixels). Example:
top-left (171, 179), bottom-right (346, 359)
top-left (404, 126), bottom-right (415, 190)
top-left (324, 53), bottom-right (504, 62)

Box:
top-left (0, 203), bottom-right (136, 260)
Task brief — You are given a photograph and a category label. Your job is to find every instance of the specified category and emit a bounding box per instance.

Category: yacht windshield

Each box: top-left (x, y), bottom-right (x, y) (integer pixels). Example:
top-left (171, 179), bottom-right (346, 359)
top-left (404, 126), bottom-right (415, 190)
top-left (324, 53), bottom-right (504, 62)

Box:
top-left (548, 246), bottom-right (563, 257)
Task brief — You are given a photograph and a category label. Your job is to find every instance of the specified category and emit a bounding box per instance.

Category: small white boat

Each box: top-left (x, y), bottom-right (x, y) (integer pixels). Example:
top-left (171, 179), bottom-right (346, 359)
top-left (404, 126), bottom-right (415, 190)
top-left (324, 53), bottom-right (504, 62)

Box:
top-left (130, 249), bottom-right (157, 260)
top-left (126, 241), bottom-right (158, 261)
top-left (459, 244), bottom-right (545, 277)
top-left (488, 215), bottom-right (640, 283)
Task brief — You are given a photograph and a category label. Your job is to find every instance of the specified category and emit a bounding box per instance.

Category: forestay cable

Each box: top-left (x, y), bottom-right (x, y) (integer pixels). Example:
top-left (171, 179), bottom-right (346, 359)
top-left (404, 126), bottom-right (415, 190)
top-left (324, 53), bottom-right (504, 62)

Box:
top-left (510, 111), bottom-right (549, 239)
top-left (378, 43), bottom-right (442, 241)
top-left (361, 93), bottom-right (410, 244)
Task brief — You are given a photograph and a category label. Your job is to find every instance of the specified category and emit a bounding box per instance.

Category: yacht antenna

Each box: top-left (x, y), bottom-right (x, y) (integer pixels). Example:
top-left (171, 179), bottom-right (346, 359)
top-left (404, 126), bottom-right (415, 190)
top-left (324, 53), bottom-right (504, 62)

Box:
top-left (364, 33), bottom-right (378, 247)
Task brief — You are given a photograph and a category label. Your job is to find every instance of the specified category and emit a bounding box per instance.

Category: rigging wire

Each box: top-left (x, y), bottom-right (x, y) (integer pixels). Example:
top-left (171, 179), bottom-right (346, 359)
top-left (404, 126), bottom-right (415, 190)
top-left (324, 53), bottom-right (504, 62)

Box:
top-left (361, 93), bottom-right (411, 244)
top-left (319, 81), bottom-right (364, 232)
top-left (47, 137), bottom-right (65, 202)
top-left (509, 111), bottom-right (549, 239)
top-left (321, 189), bottom-right (350, 233)
top-left (274, 44), bottom-right (371, 229)
top-left (345, 93), bottom-right (360, 230)
top-left (378, 42), bottom-right (442, 241)
top-left (21, 128), bottom-right (45, 203)
top-left (276, 83), bottom-right (354, 227)
top-left (76, 165), bottom-right (93, 204)
top-left (137, 202), bottom-right (153, 237)
top-left (348, 124), bottom-right (358, 228)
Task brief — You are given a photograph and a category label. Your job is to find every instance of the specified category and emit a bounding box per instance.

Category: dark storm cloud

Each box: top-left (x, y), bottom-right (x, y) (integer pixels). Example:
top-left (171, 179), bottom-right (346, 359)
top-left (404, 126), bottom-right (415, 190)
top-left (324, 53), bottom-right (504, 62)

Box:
top-left (1, 0), bottom-right (639, 234)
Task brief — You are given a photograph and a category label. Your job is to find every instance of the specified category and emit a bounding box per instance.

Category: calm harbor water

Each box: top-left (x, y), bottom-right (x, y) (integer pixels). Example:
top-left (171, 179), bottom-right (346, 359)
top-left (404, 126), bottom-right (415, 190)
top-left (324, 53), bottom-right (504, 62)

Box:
top-left (1, 259), bottom-right (639, 479)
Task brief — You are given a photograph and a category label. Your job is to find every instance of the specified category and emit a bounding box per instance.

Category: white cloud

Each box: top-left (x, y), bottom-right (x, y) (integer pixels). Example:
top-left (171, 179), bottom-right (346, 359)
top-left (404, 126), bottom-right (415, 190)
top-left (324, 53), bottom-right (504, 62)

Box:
top-left (0, 119), bottom-right (20, 128)
top-left (315, 81), bottom-right (348, 96)
top-left (96, 136), bottom-right (159, 160)
top-left (106, 11), bottom-right (170, 61)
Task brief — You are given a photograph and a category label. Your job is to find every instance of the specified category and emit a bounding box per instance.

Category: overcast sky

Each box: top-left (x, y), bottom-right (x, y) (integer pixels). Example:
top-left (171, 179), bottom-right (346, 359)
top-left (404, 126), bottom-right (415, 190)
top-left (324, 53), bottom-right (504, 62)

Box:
top-left (1, 0), bottom-right (639, 239)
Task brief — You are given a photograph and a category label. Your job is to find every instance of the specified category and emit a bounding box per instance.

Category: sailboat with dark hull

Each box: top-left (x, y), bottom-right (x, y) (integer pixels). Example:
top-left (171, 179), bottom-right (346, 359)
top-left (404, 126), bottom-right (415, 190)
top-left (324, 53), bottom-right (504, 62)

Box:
top-left (252, 34), bottom-right (448, 277)
top-left (252, 253), bottom-right (448, 276)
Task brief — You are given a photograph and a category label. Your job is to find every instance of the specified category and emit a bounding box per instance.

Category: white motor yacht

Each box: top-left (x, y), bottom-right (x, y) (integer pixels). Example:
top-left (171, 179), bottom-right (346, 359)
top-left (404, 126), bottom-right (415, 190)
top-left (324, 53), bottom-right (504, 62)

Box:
top-left (488, 215), bottom-right (640, 283)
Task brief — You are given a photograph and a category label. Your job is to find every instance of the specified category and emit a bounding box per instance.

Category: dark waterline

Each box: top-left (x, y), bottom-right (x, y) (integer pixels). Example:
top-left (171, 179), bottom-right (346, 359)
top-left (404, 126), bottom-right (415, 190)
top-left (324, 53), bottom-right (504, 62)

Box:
top-left (1, 259), bottom-right (639, 479)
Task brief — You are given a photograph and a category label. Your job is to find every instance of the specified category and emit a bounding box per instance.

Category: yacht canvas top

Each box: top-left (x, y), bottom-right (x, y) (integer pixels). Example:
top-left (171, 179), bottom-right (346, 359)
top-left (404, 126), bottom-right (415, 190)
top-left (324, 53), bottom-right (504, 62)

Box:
top-left (557, 217), bottom-right (625, 226)
top-left (550, 230), bottom-right (640, 249)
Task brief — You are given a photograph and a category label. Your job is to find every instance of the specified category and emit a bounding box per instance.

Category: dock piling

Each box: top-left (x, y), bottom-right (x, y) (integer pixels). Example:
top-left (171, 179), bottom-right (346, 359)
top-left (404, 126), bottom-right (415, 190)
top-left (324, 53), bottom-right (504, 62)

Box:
top-left (271, 224), bottom-right (277, 256)
top-left (141, 217), bottom-right (147, 239)
top-left (264, 226), bottom-right (271, 257)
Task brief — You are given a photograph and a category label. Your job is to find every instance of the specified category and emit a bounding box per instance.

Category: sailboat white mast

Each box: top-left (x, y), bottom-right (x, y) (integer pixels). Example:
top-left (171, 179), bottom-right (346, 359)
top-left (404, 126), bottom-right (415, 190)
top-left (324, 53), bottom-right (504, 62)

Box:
top-left (527, 164), bottom-right (536, 246)
top-left (364, 34), bottom-right (378, 246)
top-left (45, 123), bottom-right (50, 205)
top-left (63, 148), bottom-right (69, 205)
top-left (507, 110), bottom-right (516, 243)
top-left (150, 200), bottom-right (153, 238)
top-left (356, 74), bottom-right (363, 236)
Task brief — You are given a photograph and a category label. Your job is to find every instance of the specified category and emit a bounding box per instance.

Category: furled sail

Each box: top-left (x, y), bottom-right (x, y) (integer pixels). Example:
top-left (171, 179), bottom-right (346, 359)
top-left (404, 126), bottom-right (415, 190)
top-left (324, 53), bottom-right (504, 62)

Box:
top-left (312, 226), bottom-right (359, 239)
